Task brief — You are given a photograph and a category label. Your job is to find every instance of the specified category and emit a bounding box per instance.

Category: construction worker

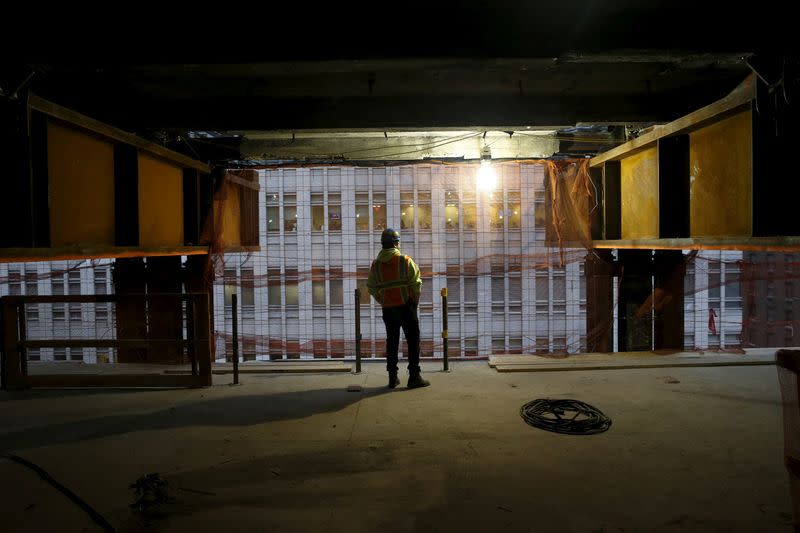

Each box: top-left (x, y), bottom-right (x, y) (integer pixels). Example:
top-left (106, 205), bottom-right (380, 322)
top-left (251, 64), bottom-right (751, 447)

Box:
top-left (367, 228), bottom-right (430, 389)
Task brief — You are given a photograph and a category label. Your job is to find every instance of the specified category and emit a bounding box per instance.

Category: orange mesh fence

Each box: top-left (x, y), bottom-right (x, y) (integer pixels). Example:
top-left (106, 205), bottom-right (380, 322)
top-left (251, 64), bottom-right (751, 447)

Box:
top-left (2, 162), bottom-right (799, 365)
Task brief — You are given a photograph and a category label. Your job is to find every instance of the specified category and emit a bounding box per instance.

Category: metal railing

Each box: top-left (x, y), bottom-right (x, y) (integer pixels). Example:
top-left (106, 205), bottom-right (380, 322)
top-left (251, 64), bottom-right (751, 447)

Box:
top-left (0, 293), bottom-right (212, 389)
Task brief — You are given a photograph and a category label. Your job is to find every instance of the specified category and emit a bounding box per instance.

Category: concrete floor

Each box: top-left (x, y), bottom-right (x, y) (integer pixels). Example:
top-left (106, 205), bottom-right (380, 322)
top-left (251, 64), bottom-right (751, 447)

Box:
top-left (0, 361), bottom-right (794, 532)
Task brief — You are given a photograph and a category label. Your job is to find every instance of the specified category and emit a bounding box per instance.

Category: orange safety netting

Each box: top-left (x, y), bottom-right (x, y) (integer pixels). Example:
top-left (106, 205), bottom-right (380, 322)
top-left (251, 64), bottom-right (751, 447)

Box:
top-left (3, 160), bottom-right (798, 365)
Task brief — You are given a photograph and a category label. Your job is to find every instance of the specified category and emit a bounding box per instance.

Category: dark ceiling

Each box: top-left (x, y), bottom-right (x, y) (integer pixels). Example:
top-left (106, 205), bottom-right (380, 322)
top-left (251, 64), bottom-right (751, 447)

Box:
top-left (2, 2), bottom-right (792, 162)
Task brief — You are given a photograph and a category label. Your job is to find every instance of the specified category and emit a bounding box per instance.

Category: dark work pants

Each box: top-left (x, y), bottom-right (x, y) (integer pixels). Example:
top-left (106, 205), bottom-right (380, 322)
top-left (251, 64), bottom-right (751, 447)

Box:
top-left (382, 303), bottom-right (421, 373)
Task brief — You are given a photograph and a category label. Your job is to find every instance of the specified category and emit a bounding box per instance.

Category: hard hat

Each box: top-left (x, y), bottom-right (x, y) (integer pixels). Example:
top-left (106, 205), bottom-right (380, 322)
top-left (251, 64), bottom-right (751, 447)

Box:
top-left (380, 228), bottom-right (401, 247)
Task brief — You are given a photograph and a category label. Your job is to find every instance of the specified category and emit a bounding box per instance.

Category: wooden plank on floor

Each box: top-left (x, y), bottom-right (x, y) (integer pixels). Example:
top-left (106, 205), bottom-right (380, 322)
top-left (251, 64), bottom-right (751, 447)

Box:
top-left (165, 362), bottom-right (353, 374)
top-left (489, 355), bottom-right (569, 367)
top-left (25, 374), bottom-right (206, 388)
top-left (493, 360), bottom-right (775, 373)
top-left (213, 366), bottom-right (353, 374)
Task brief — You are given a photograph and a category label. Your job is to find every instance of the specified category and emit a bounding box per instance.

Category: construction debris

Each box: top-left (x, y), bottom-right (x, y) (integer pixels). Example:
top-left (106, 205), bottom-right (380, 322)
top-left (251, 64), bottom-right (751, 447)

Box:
top-left (129, 473), bottom-right (173, 515)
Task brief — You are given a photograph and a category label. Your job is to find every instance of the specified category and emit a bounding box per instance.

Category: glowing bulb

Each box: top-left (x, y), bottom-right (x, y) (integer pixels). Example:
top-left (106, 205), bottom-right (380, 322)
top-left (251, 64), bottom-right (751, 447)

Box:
top-left (476, 160), bottom-right (497, 192)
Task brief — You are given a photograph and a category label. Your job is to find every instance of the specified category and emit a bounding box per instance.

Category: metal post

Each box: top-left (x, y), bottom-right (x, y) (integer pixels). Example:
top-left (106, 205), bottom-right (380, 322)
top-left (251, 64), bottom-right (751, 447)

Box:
top-left (0, 301), bottom-right (4, 390)
top-left (231, 293), bottom-right (239, 385)
top-left (17, 302), bottom-right (27, 377)
top-left (189, 299), bottom-right (198, 376)
top-left (441, 287), bottom-right (449, 372)
top-left (354, 289), bottom-right (362, 374)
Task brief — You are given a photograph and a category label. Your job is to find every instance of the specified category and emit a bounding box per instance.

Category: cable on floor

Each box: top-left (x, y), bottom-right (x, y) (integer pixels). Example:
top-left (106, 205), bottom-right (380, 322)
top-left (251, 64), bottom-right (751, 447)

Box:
top-left (520, 398), bottom-right (612, 435)
top-left (1, 452), bottom-right (117, 532)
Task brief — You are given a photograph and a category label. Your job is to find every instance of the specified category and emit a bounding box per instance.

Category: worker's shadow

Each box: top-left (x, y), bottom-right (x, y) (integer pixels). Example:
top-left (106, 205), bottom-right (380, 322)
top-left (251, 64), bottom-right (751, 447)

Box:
top-left (0, 386), bottom-right (393, 453)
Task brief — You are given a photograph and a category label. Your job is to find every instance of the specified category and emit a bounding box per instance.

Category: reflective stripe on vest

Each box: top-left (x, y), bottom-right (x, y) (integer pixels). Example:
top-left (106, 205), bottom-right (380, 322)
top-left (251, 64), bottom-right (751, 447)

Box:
top-left (373, 254), bottom-right (411, 308)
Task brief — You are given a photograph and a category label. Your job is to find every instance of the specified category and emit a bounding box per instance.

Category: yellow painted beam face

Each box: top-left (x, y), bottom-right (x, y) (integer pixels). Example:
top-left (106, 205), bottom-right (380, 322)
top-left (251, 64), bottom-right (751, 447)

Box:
top-left (138, 154), bottom-right (184, 246)
top-left (621, 146), bottom-right (659, 239)
top-left (216, 184), bottom-right (242, 247)
top-left (690, 110), bottom-right (752, 237)
top-left (48, 123), bottom-right (115, 246)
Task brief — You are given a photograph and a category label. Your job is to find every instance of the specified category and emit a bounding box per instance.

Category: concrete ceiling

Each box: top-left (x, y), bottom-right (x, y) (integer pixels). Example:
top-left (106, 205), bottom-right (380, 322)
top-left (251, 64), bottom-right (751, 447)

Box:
top-left (3, 2), bottom-right (788, 164)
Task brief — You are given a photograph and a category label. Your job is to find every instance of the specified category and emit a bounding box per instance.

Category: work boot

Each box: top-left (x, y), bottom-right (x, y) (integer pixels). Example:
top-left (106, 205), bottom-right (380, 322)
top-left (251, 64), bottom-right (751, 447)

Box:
top-left (388, 371), bottom-right (401, 389)
top-left (407, 370), bottom-right (430, 389)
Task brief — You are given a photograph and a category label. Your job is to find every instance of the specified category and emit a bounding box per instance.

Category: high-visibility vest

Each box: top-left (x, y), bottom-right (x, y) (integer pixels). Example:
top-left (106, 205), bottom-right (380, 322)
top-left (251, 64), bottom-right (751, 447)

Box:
top-left (370, 254), bottom-right (413, 308)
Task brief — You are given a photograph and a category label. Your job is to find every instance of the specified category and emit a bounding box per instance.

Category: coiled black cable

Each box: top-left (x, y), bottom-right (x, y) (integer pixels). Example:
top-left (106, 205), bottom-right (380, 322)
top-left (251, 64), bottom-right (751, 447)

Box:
top-left (520, 399), bottom-right (612, 435)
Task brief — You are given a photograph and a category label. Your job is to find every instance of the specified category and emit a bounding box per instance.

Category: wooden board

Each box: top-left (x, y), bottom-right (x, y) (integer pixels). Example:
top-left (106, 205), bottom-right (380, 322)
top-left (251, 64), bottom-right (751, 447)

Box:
top-left (590, 77), bottom-right (754, 167)
top-left (216, 183), bottom-right (242, 247)
top-left (30, 94), bottom-right (209, 172)
top-left (621, 146), bottom-right (659, 239)
top-left (0, 246), bottom-right (208, 263)
top-left (592, 236), bottom-right (800, 251)
top-left (48, 122), bottom-right (116, 246)
top-left (139, 153), bottom-right (184, 246)
top-left (690, 110), bottom-right (752, 237)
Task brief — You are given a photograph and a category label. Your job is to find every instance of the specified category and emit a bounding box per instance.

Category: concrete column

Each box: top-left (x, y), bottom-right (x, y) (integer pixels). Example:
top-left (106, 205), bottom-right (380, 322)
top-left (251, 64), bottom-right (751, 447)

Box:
top-left (617, 249), bottom-right (653, 352)
top-left (113, 258), bottom-right (147, 363)
top-left (653, 250), bottom-right (686, 350)
top-left (146, 256), bottom-right (184, 363)
top-left (585, 249), bottom-right (615, 352)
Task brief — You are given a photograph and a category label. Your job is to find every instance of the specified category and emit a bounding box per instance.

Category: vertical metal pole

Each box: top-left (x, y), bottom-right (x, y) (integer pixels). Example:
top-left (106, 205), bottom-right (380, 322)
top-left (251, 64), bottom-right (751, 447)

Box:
top-left (190, 298), bottom-right (198, 376)
top-left (441, 287), bottom-right (449, 372)
top-left (17, 303), bottom-right (27, 377)
top-left (231, 293), bottom-right (239, 385)
top-left (0, 301), bottom-right (4, 390)
top-left (354, 289), bottom-right (362, 373)
top-left (2, 299), bottom-right (23, 389)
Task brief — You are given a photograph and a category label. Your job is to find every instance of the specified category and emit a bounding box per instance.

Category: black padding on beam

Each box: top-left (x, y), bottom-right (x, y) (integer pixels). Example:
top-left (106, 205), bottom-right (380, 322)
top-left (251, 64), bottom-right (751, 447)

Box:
top-left (0, 99), bottom-right (33, 247)
top-left (114, 144), bottom-right (139, 246)
top-left (183, 168), bottom-right (200, 246)
top-left (603, 161), bottom-right (621, 240)
top-left (30, 112), bottom-right (50, 247)
top-left (198, 172), bottom-right (214, 245)
top-left (589, 167), bottom-right (604, 240)
top-left (658, 135), bottom-right (690, 238)
top-left (753, 81), bottom-right (800, 236)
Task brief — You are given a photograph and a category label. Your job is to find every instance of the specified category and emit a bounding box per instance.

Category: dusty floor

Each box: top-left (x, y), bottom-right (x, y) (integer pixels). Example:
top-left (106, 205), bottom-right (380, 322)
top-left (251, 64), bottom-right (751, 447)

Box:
top-left (0, 361), bottom-right (794, 532)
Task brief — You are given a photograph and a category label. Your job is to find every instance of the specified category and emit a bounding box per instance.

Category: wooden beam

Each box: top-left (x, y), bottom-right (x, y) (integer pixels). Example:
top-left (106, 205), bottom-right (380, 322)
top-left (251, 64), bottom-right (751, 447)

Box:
top-left (593, 236), bottom-right (800, 252)
top-left (219, 245), bottom-right (261, 254)
top-left (28, 94), bottom-right (210, 173)
top-left (590, 76), bottom-right (754, 168)
top-left (225, 173), bottom-right (261, 190)
top-left (2, 293), bottom-right (207, 304)
top-left (0, 246), bottom-right (208, 263)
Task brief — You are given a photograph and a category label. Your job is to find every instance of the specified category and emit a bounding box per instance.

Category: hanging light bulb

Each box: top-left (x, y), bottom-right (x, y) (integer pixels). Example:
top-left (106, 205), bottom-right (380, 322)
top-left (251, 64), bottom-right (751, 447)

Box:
top-left (476, 145), bottom-right (497, 192)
